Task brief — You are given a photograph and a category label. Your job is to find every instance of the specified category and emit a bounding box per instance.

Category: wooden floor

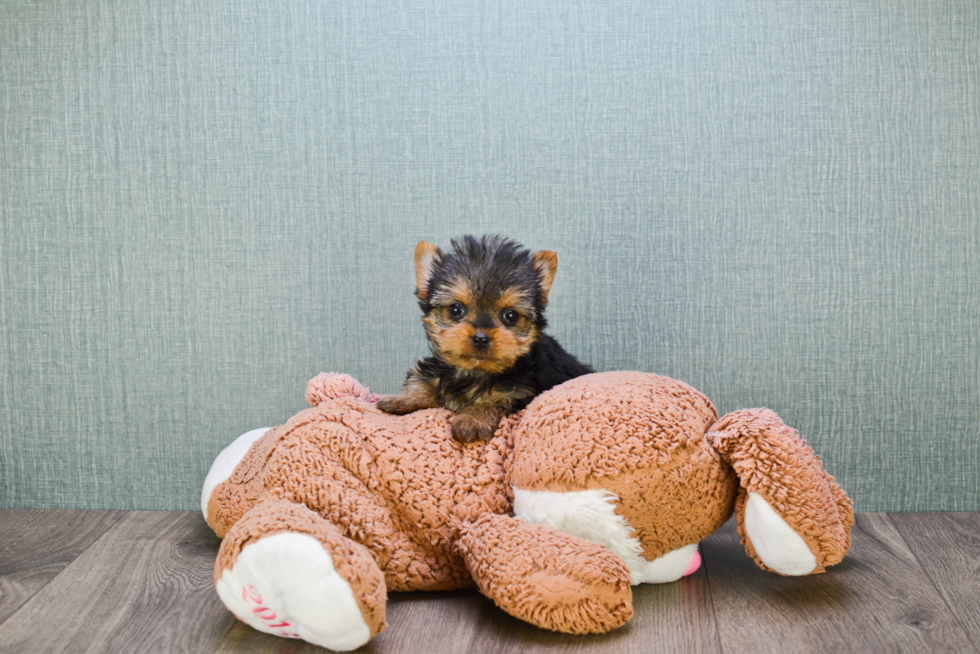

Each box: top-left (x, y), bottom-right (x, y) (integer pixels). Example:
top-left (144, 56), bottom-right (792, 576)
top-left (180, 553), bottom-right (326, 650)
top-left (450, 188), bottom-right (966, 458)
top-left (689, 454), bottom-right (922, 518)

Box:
top-left (0, 511), bottom-right (977, 653)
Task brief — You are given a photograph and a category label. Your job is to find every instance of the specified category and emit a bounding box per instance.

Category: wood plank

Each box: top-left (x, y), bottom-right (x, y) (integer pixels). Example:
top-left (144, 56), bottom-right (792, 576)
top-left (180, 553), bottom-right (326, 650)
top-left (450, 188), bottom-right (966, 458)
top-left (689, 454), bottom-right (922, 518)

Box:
top-left (464, 559), bottom-right (722, 654)
top-left (890, 512), bottom-right (980, 649)
top-left (215, 562), bottom-right (721, 653)
top-left (216, 622), bottom-right (334, 653)
top-left (0, 509), bottom-right (125, 625)
top-left (2, 510), bottom-right (974, 653)
top-left (701, 515), bottom-right (978, 654)
top-left (214, 589), bottom-right (489, 654)
top-left (0, 511), bottom-right (236, 654)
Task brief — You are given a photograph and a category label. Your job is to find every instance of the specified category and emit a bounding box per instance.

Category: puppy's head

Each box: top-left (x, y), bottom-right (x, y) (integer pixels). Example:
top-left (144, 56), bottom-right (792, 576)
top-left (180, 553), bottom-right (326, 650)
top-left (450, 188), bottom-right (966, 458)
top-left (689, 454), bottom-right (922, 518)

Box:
top-left (414, 235), bottom-right (557, 374)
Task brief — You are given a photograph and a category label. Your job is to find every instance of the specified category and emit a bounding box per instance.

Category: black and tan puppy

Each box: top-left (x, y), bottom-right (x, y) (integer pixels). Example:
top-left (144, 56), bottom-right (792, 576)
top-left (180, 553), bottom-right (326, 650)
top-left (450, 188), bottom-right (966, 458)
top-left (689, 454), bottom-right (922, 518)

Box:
top-left (377, 235), bottom-right (593, 443)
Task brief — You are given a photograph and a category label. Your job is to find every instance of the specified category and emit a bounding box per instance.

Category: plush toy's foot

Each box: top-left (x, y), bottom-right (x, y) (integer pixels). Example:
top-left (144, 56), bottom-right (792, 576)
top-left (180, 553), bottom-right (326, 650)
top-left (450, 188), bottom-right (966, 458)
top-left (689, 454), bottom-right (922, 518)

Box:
top-left (708, 409), bottom-right (854, 576)
top-left (741, 492), bottom-right (819, 575)
top-left (214, 499), bottom-right (386, 651)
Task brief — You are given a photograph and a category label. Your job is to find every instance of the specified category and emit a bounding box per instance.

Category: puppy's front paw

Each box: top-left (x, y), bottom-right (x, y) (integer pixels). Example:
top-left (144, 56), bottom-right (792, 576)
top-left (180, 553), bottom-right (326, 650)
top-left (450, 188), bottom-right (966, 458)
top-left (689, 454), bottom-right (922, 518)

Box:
top-left (377, 395), bottom-right (415, 415)
top-left (451, 414), bottom-right (496, 443)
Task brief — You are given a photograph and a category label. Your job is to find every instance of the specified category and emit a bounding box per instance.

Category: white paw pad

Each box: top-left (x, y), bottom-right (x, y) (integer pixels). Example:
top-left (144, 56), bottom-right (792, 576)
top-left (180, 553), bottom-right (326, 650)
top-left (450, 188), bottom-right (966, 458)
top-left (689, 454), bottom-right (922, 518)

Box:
top-left (743, 492), bottom-right (817, 576)
top-left (215, 532), bottom-right (371, 651)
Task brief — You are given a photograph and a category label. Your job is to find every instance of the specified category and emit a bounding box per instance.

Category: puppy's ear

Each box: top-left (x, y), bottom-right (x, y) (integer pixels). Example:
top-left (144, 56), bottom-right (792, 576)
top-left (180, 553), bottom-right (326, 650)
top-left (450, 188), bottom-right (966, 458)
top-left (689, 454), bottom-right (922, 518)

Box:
top-left (532, 251), bottom-right (558, 299)
top-left (415, 241), bottom-right (442, 301)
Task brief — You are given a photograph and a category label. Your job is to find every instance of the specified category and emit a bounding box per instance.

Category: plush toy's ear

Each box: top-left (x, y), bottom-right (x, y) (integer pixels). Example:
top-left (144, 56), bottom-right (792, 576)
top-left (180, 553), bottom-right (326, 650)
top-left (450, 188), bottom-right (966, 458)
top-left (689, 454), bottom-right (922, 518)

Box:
top-left (532, 251), bottom-right (558, 299)
top-left (414, 241), bottom-right (442, 301)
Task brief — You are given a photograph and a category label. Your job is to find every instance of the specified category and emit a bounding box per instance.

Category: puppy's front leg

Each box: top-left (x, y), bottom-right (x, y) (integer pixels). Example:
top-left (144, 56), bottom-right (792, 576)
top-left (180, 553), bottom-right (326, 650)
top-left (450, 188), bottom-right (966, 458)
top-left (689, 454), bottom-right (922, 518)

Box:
top-left (377, 374), bottom-right (437, 415)
top-left (451, 407), bottom-right (505, 444)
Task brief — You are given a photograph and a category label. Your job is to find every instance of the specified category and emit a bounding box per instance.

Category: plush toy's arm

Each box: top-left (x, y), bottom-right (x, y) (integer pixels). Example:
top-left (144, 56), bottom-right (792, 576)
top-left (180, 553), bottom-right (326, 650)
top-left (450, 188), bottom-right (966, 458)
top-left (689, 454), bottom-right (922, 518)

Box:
top-left (708, 409), bottom-right (854, 576)
top-left (456, 513), bottom-right (633, 635)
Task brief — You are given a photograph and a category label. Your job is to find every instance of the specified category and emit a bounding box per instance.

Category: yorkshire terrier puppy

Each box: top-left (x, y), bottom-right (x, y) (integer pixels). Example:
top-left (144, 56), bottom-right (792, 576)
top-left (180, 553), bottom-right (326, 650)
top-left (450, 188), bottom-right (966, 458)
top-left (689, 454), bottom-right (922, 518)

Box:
top-left (377, 235), bottom-right (593, 443)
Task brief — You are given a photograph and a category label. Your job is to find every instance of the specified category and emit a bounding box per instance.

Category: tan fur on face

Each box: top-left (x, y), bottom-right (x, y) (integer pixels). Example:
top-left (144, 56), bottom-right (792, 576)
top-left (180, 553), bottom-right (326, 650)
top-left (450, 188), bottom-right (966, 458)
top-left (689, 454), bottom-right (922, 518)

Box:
top-left (473, 324), bottom-right (538, 373)
top-left (433, 322), bottom-right (489, 371)
top-left (495, 287), bottom-right (536, 318)
top-left (424, 279), bottom-right (540, 374)
top-left (429, 278), bottom-right (474, 308)
top-left (430, 321), bottom-right (539, 374)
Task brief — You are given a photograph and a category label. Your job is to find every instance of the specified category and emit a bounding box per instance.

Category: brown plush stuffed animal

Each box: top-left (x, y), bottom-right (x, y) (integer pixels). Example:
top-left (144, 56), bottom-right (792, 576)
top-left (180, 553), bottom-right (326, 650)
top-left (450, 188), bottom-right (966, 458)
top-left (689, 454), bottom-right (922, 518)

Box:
top-left (202, 371), bottom-right (852, 651)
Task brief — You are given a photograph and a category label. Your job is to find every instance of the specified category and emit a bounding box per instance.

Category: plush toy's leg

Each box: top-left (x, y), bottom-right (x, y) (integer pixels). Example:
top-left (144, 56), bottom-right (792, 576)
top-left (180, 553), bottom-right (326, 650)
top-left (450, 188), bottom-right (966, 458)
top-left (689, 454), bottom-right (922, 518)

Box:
top-left (456, 513), bottom-right (634, 635)
top-left (214, 499), bottom-right (386, 652)
top-left (203, 426), bottom-right (287, 538)
top-left (512, 486), bottom-right (704, 584)
top-left (201, 428), bottom-right (271, 528)
top-left (707, 409), bottom-right (854, 576)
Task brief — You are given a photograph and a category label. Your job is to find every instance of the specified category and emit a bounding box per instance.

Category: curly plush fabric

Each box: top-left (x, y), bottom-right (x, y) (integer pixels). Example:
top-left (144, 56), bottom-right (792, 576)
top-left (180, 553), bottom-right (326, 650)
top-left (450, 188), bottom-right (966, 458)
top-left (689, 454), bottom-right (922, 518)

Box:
top-left (509, 372), bottom-right (737, 560)
top-left (215, 498), bottom-right (387, 638)
top-left (204, 371), bottom-right (853, 645)
top-left (509, 372), bottom-right (718, 487)
top-left (305, 372), bottom-right (380, 406)
top-left (210, 386), bottom-right (514, 591)
top-left (207, 426), bottom-right (282, 538)
top-left (458, 513), bottom-right (633, 633)
top-left (707, 409), bottom-right (854, 573)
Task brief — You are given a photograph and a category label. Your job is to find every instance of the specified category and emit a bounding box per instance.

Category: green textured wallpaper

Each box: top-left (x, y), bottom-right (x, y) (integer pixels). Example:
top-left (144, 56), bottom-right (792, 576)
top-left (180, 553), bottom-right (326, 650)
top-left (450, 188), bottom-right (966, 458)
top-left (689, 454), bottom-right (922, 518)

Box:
top-left (1, 0), bottom-right (978, 512)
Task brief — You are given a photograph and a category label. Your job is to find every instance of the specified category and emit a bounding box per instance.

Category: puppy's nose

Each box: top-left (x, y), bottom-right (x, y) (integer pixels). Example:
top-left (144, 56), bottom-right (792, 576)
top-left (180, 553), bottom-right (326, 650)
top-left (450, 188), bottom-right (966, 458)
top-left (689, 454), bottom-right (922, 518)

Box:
top-left (471, 333), bottom-right (491, 350)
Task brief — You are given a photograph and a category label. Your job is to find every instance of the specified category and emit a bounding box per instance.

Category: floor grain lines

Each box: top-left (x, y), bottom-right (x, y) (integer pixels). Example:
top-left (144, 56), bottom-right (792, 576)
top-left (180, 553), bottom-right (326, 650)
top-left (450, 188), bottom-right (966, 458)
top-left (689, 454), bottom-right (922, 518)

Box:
top-left (891, 512), bottom-right (980, 649)
top-left (700, 515), bottom-right (978, 654)
top-left (0, 509), bottom-right (125, 626)
top-left (0, 510), bottom-right (977, 653)
top-left (214, 590), bottom-right (488, 654)
top-left (0, 511), bottom-right (235, 653)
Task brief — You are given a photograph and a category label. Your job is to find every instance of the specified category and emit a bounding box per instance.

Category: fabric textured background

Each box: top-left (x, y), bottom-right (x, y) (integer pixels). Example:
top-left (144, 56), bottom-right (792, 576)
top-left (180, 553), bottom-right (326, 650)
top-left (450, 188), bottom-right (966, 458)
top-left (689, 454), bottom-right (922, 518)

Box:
top-left (1, 0), bottom-right (978, 512)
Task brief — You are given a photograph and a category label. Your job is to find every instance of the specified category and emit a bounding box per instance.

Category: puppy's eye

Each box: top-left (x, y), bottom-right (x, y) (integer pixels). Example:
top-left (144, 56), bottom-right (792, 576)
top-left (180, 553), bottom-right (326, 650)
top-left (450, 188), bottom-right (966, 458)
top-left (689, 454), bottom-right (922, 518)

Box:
top-left (448, 303), bottom-right (466, 319)
top-left (501, 309), bottom-right (520, 326)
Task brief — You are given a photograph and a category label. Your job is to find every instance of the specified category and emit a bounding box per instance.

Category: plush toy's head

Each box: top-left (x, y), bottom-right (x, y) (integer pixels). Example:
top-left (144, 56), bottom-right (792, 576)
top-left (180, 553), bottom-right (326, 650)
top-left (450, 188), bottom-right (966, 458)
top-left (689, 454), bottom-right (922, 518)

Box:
top-left (505, 371), bottom-right (737, 582)
top-left (504, 371), bottom-right (851, 583)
